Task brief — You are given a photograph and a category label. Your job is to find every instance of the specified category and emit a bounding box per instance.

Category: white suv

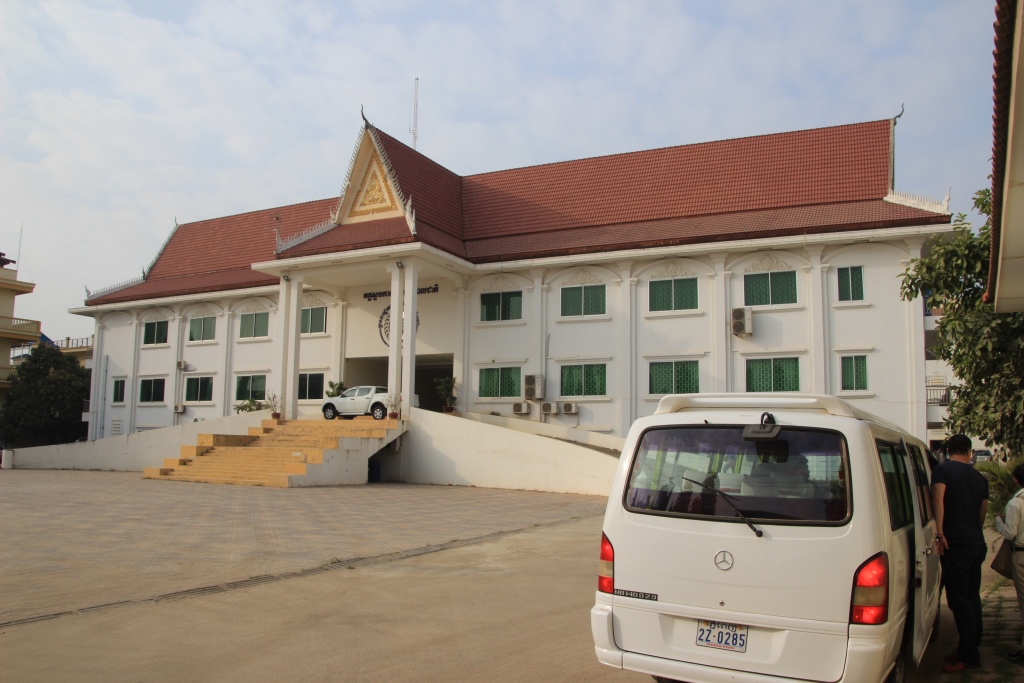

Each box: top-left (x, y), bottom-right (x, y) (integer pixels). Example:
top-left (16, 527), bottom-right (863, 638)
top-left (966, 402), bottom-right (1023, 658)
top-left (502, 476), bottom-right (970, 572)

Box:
top-left (321, 386), bottom-right (391, 420)
top-left (592, 394), bottom-right (940, 683)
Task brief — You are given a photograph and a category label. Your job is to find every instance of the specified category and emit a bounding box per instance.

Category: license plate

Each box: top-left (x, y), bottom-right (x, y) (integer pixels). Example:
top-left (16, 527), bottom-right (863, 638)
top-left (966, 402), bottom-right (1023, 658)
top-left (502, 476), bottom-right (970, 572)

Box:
top-left (695, 620), bottom-right (749, 653)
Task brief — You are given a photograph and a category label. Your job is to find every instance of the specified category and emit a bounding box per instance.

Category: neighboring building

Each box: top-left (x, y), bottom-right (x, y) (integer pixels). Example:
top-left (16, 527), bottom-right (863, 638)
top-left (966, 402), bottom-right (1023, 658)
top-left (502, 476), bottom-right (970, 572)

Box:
top-left (12, 335), bottom-right (95, 368)
top-left (0, 252), bottom-right (39, 408)
top-left (73, 118), bottom-right (952, 441)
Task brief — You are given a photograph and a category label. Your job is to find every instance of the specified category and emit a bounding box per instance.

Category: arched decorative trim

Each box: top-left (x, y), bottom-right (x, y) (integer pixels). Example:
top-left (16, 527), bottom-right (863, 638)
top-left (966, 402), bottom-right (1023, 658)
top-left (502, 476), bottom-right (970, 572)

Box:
top-left (547, 265), bottom-right (619, 287)
top-left (302, 291), bottom-right (332, 309)
top-left (185, 302), bottom-right (224, 319)
top-left (231, 296), bottom-right (278, 314)
top-left (824, 242), bottom-right (909, 265)
top-left (100, 311), bottom-right (133, 327)
top-left (473, 272), bottom-right (533, 293)
top-left (139, 307), bottom-right (175, 323)
top-left (728, 250), bottom-right (809, 273)
top-left (637, 257), bottom-right (713, 280)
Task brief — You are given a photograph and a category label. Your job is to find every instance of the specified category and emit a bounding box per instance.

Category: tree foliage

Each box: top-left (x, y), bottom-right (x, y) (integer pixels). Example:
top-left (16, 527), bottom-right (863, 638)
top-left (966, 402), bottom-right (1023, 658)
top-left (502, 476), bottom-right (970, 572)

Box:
top-left (0, 343), bottom-right (90, 448)
top-left (901, 188), bottom-right (1024, 455)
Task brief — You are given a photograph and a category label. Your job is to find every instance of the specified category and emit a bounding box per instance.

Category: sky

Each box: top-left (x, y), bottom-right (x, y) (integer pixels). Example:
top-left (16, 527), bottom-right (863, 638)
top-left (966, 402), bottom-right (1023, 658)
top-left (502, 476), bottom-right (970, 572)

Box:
top-left (1, 0), bottom-right (999, 339)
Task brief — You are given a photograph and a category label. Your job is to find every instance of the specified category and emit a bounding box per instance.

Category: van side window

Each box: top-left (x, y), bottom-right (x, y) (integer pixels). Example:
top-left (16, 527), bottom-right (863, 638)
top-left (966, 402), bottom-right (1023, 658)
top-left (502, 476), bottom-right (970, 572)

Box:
top-left (876, 441), bottom-right (915, 530)
top-left (906, 444), bottom-right (934, 523)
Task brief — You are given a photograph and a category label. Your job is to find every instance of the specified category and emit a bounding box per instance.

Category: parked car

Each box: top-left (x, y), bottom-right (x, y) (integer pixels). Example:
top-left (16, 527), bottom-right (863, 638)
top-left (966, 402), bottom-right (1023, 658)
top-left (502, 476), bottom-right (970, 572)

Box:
top-left (592, 393), bottom-right (940, 683)
top-left (973, 449), bottom-right (992, 463)
top-left (321, 386), bottom-right (418, 420)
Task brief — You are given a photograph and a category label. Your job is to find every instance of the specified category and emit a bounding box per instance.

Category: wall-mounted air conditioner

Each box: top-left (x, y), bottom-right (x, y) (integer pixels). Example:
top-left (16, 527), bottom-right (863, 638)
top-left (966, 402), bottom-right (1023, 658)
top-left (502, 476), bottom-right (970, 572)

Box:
top-left (512, 402), bottom-right (530, 415)
top-left (173, 404), bottom-right (186, 414)
top-left (541, 402), bottom-right (559, 415)
top-left (561, 402), bottom-right (578, 415)
top-left (524, 374), bottom-right (544, 400)
top-left (176, 360), bottom-right (189, 371)
top-left (731, 307), bottom-right (753, 335)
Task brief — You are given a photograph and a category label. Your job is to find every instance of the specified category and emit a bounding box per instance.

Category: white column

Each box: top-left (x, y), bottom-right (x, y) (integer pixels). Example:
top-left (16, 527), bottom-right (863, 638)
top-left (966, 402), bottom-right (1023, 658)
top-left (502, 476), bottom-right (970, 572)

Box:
top-left (335, 297), bottom-right (347, 389)
top-left (452, 278), bottom-right (466, 413)
top-left (274, 277), bottom-right (292, 413)
top-left (128, 313), bottom-right (142, 433)
top-left (170, 309), bottom-right (186, 425)
top-left (220, 305), bottom-right (234, 416)
top-left (904, 239), bottom-right (928, 440)
top-left (284, 274), bottom-right (304, 420)
top-left (401, 260), bottom-right (420, 420)
top-left (531, 269), bottom-right (546, 422)
top-left (805, 246), bottom-right (827, 394)
top-left (710, 253), bottom-right (730, 392)
top-left (617, 261), bottom-right (634, 432)
top-left (88, 320), bottom-right (105, 440)
top-left (386, 263), bottom-right (405, 400)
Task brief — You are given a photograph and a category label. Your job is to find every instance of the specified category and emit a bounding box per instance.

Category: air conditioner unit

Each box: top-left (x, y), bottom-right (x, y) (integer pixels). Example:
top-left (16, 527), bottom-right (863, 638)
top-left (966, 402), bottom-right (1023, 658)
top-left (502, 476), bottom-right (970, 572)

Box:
top-left (512, 402), bottom-right (530, 415)
top-left (524, 374), bottom-right (544, 400)
top-left (561, 402), bottom-right (578, 415)
top-left (541, 401), bottom-right (560, 415)
top-left (731, 307), bottom-right (753, 335)
top-left (173, 404), bottom-right (186, 414)
top-left (176, 360), bottom-right (188, 371)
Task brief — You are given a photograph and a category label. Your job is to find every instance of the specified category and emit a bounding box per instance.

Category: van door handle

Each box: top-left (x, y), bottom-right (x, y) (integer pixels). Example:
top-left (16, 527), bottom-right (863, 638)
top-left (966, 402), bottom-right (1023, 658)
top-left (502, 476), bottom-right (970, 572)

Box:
top-left (924, 547), bottom-right (934, 556)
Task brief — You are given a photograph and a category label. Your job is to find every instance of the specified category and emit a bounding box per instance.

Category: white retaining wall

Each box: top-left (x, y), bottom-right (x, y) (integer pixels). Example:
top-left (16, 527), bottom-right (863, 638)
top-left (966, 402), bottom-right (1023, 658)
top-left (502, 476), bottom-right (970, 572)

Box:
top-left (400, 408), bottom-right (620, 496)
top-left (7, 411), bottom-right (271, 472)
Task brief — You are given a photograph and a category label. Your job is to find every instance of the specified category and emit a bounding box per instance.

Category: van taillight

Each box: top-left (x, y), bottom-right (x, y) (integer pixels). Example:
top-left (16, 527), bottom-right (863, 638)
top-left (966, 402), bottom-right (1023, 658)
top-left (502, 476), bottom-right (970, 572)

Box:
top-left (598, 534), bottom-right (614, 594)
top-left (851, 553), bottom-right (888, 625)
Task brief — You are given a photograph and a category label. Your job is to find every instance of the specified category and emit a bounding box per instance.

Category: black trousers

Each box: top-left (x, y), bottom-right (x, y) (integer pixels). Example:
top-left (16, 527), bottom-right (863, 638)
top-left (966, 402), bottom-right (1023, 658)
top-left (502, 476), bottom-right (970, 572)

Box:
top-left (940, 542), bottom-right (987, 664)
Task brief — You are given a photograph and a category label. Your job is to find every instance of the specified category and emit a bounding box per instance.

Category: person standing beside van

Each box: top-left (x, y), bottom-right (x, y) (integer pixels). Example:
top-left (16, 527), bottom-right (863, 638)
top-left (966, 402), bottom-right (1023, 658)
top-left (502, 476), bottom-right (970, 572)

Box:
top-left (931, 434), bottom-right (990, 673)
top-left (994, 464), bottom-right (1024, 665)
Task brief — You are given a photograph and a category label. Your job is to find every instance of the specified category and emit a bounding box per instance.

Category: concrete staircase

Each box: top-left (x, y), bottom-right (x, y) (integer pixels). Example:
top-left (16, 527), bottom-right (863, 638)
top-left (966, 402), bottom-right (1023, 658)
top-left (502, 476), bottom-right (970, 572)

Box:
top-left (143, 417), bottom-right (404, 487)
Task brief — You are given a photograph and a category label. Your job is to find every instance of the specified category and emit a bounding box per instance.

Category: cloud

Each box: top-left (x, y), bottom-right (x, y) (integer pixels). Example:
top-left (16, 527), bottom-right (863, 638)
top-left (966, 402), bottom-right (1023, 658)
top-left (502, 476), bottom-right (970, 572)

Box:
top-left (0, 0), bottom-right (996, 337)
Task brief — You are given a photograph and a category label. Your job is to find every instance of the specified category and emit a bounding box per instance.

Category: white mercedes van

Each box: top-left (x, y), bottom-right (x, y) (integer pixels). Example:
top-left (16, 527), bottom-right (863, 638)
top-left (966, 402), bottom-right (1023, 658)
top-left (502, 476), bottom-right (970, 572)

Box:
top-left (592, 394), bottom-right (940, 683)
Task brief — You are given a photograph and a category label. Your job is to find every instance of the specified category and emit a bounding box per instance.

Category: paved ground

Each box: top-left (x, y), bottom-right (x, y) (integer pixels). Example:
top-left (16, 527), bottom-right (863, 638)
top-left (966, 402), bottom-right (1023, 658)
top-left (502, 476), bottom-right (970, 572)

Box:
top-left (1, 470), bottom-right (1022, 682)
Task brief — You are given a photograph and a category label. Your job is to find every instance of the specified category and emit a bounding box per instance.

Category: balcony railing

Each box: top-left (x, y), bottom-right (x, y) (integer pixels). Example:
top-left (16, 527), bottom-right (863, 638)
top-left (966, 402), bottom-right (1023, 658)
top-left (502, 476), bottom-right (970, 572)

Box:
top-left (0, 315), bottom-right (40, 337)
top-left (0, 366), bottom-right (16, 383)
top-left (927, 387), bottom-right (950, 406)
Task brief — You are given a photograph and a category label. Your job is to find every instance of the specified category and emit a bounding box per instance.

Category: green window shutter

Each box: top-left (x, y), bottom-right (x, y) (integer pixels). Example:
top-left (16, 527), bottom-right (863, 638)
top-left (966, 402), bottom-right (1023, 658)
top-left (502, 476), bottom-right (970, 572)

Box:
top-left (583, 285), bottom-right (606, 315)
top-left (774, 358), bottom-right (799, 391)
top-left (153, 379), bottom-right (165, 402)
top-left (841, 356), bottom-right (854, 391)
top-left (502, 291), bottom-right (523, 320)
top-left (298, 374), bottom-right (308, 400)
top-left (744, 273), bottom-right (770, 306)
top-left (140, 380), bottom-right (152, 403)
top-left (584, 364), bottom-right (606, 396)
top-left (481, 293), bottom-right (500, 321)
top-left (561, 365), bottom-right (583, 396)
top-left (499, 367), bottom-right (520, 397)
top-left (649, 281), bottom-right (673, 312)
top-left (251, 375), bottom-right (266, 400)
top-left (306, 373), bottom-right (324, 399)
top-left (746, 359), bottom-right (773, 392)
top-left (236, 376), bottom-right (251, 400)
top-left (199, 377), bottom-right (213, 401)
top-left (189, 318), bottom-right (203, 342)
top-left (254, 312), bottom-right (269, 337)
top-left (310, 307), bottom-right (326, 334)
top-left (204, 317), bottom-right (215, 341)
top-left (561, 287), bottom-right (583, 316)
top-left (844, 356), bottom-right (867, 391)
top-left (239, 314), bottom-right (255, 338)
top-left (185, 378), bottom-right (199, 402)
top-left (850, 266), bottom-right (864, 301)
top-left (113, 380), bottom-right (125, 403)
top-left (155, 321), bottom-right (168, 344)
top-left (674, 278), bottom-right (698, 310)
top-left (770, 271), bottom-right (797, 304)
top-left (300, 309), bottom-right (311, 334)
top-left (838, 267), bottom-right (851, 302)
top-left (649, 362), bottom-right (674, 394)
top-left (675, 361), bottom-right (699, 393)
top-left (479, 368), bottom-right (498, 398)
top-left (143, 323), bottom-right (154, 345)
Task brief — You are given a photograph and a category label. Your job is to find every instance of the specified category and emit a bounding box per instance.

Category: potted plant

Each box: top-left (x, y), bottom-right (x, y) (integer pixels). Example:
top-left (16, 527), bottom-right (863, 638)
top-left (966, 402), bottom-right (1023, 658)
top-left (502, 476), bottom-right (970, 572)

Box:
top-left (384, 393), bottom-right (401, 419)
top-left (434, 376), bottom-right (457, 413)
top-left (265, 393), bottom-right (280, 420)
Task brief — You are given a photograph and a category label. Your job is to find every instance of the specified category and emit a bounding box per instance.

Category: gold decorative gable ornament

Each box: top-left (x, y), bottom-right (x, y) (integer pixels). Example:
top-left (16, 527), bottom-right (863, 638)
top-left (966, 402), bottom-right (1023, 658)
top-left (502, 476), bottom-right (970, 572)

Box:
top-left (349, 152), bottom-right (399, 218)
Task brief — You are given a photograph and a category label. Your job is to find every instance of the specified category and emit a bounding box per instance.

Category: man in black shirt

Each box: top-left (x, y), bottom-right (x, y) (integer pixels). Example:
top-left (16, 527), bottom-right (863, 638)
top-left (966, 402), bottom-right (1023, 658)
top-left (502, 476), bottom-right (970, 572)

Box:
top-left (931, 434), bottom-right (990, 672)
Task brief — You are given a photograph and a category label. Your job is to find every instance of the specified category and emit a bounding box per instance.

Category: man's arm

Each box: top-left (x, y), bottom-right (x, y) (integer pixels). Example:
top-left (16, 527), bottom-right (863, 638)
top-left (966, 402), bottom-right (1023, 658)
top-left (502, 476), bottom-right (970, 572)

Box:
top-left (931, 482), bottom-right (948, 554)
top-left (980, 498), bottom-right (989, 527)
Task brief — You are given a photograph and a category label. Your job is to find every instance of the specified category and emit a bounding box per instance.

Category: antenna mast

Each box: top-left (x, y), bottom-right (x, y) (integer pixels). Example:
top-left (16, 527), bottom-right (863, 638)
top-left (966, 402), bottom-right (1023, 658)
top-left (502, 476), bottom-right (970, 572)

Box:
top-left (409, 77), bottom-right (419, 150)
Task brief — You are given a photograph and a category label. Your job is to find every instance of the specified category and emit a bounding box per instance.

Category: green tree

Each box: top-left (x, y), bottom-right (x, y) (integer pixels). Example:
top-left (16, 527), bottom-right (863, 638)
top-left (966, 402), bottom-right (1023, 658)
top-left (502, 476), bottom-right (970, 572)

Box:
top-left (901, 188), bottom-right (1024, 456)
top-left (0, 343), bottom-right (90, 448)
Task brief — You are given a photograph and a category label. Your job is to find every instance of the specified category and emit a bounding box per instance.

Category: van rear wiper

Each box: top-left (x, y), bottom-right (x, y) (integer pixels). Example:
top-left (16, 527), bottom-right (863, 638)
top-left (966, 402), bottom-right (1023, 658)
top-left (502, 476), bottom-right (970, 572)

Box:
top-left (674, 474), bottom-right (764, 538)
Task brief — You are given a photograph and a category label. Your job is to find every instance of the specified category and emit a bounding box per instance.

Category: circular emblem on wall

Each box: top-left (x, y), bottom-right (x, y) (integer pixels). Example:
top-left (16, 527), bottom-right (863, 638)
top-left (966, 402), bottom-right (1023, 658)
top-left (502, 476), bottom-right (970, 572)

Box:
top-left (378, 305), bottom-right (421, 347)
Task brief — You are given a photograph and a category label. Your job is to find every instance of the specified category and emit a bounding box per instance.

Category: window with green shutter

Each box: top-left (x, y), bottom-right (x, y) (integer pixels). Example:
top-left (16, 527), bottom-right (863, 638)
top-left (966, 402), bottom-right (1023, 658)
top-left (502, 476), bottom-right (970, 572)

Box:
top-left (746, 358), bottom-right (799, 392)
top-left (298, 373), bottom-right (324, 400)
top-left (235, 374), bottom-right (267, 401)
top-left (562, 364), bottom-right (607, 396)
top-left (189, 316), bottom-right (216, 342)
top-left (837, 266), bottom-right (864, 302)
top-left (479, 367), bottom-right (520, 397)
top-left (481, 291), bottom-right (522, 321)
top-left (185, 376), bottom-right (214, 402)
top-left (841, 355), bottom-right (868, 391)
top-left (561, 285), bottom-right (606, 317)
top-left (239, 312), bottom-right (269, 338)
top-left (300, 307), bottom-right (326, 334)
top-left (139, 378), bottom-right (165, 403)
top-left (650, 278), bottom-right (698, 311)
top-left (112, 379), bottom-right (125, 404)
top-left (649, 360), bottom-right (699, 394)
top-left (142, 320), bottom-right (168, 345)
top-left (744, 271), bottom-right (797, 306)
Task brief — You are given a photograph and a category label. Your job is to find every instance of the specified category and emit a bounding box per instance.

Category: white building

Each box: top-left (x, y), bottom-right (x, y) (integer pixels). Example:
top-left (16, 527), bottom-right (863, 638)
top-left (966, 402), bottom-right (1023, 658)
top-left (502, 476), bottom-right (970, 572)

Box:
top-left (73, 117), bottom-right (952, 441)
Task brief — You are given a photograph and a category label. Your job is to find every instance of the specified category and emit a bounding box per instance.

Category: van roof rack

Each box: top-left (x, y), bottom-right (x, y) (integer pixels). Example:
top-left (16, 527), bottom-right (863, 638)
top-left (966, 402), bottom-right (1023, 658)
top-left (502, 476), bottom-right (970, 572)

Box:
top-left (654, 393), bottom-right (904, 431)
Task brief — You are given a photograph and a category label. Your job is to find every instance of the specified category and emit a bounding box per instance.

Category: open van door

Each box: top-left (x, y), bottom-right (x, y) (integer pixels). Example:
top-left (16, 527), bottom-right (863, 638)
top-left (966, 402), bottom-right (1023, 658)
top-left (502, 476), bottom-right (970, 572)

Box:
top-left (902, 441), bottom-right (942, 664)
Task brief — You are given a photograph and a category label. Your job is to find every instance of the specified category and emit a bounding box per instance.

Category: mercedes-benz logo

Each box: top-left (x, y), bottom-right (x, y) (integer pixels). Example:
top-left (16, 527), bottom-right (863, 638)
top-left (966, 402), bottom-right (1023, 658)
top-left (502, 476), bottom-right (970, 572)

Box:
top-left (714, 551), bottom-right (734, 571)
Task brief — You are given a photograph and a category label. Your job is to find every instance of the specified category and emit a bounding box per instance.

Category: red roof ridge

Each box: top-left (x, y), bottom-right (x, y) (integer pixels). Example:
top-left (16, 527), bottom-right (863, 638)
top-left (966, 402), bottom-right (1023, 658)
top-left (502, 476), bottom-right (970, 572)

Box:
top-left (178, 196), bottom-right (337, 227)
top-left (463, 118), bottom-right (895, 180)
top-left (368, 124), bottom-right (463, 179)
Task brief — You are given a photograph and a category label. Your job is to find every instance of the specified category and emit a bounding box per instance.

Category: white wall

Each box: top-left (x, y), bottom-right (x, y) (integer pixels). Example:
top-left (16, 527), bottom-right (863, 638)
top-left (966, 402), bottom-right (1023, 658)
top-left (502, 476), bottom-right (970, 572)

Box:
top-left (401, 408), bottom-right (619, 496)
top-left (10, 411), bottom-right (269, 471)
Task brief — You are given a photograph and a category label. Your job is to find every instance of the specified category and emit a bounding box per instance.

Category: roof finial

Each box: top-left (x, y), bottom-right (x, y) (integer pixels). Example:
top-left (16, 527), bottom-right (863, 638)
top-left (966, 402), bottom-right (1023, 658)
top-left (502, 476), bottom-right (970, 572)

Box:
top-left (361, 105), bottom-right (371, 129)
top-left (893, 103), bottom-right (904, 125)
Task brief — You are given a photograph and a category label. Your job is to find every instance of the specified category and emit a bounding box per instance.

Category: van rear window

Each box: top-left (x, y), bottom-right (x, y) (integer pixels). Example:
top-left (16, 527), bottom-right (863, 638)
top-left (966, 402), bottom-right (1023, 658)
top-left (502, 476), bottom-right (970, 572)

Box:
top-left (624, 426), bottom-right (849, 524)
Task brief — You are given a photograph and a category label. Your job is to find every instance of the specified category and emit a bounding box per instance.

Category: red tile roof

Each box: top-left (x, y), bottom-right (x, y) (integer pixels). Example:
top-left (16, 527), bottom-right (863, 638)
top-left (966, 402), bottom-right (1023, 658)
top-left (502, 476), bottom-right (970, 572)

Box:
top-left (90, 119), bottom-right (949, 306)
